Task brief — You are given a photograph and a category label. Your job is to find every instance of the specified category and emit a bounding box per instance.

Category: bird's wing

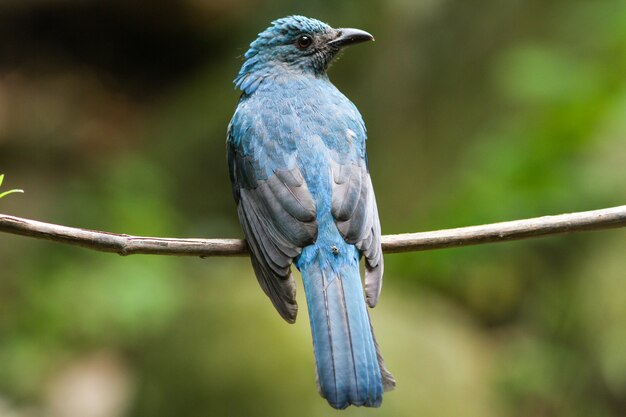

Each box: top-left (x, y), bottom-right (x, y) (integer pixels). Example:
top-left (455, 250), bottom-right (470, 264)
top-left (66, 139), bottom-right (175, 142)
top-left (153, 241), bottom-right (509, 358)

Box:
top-left (228, 113), bottom-right (318, 323)
top-left (329, 112), bottom-right (384, 308)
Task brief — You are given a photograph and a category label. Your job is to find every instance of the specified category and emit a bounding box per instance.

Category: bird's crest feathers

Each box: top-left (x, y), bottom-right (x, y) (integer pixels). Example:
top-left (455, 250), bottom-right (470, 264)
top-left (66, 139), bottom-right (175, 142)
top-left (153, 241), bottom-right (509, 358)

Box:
top-left (235, 16), bottom-right (334, 94)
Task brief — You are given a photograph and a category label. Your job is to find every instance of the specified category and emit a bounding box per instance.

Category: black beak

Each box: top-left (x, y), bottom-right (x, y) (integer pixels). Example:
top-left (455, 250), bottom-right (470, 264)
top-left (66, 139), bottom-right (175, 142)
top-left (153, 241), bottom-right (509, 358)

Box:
top-left (327, 28), bottom-right (374, 48)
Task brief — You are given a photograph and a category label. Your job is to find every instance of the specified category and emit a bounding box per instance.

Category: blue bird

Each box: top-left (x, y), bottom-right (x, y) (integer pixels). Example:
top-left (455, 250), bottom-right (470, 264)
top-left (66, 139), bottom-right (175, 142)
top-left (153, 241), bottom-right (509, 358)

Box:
top-left (227, 16), bottom-right (395, 409)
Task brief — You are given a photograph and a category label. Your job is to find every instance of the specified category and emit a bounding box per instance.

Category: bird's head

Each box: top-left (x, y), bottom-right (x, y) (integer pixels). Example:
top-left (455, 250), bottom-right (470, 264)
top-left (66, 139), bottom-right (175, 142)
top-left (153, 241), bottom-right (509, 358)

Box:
top-left (235, 15), bottom-right (374, 94)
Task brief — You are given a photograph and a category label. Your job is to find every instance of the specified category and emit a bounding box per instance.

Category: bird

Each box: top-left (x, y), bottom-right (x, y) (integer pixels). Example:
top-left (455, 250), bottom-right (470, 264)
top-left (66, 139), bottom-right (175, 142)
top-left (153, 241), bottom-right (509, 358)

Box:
top-left (227, 15), bottom-right (395, 409)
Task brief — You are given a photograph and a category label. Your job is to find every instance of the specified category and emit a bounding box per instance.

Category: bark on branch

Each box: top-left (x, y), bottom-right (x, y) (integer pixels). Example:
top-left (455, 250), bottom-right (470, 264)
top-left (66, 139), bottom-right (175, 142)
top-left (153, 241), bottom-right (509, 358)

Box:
top-left (0, 205), bottom-right (625, 257)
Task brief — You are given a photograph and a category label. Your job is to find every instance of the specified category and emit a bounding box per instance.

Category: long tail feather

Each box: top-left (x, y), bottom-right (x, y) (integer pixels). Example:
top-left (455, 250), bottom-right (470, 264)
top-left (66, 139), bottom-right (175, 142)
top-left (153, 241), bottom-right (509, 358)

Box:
top-left (301, 256), bottom-right (392, 409)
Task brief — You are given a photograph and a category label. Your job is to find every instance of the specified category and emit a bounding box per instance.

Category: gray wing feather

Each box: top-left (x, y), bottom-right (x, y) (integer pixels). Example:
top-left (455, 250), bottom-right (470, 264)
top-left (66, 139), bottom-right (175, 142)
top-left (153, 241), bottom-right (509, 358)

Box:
top-left (238, 200), bottom-right (298, 320)
top-left (229, 142), bottom-right (318, 323)
top-left (269, 169), bottom-right (317, 221)
top-left (362, 186), bottom-right (383, 307)
top-left (332, 163), bottom-right (363, 221)
top-left (331, 161), bottom-right (384, 307)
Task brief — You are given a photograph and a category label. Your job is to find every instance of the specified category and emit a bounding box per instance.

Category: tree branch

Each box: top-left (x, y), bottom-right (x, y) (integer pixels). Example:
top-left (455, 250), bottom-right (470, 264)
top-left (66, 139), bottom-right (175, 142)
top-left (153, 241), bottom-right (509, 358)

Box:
top-left (0, 205), bottom-right (625, 257)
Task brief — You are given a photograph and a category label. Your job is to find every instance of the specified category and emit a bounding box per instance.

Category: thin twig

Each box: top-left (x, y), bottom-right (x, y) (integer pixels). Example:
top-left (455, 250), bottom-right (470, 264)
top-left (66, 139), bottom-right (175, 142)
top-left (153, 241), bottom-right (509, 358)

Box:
top-left (0, 206), bottom-right (625, 257)
top-left (381, 205), bottom-right (626, 253)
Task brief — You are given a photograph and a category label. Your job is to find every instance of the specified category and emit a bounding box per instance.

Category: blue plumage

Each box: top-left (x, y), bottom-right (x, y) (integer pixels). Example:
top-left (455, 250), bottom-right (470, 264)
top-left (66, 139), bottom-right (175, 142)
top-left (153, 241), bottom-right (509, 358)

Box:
top-left (227, 16), bottom-right (395, 409)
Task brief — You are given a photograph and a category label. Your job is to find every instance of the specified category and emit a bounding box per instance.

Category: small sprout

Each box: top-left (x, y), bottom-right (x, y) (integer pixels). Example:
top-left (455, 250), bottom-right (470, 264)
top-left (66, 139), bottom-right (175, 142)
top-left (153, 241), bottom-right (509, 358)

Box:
top-left (0, 174), bottom-right (24, 199)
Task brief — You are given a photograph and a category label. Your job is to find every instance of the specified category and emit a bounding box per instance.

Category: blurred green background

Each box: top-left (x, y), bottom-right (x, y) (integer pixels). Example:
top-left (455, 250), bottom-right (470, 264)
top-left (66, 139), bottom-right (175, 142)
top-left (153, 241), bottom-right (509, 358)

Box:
top-left (1, 0), bottom-right (625, 416)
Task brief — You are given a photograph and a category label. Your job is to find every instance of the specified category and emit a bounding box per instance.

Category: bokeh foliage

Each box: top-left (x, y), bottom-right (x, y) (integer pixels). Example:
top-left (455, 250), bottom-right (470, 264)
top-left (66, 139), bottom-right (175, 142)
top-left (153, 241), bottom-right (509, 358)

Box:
top-left (1, 1), bottom-right (625, 416)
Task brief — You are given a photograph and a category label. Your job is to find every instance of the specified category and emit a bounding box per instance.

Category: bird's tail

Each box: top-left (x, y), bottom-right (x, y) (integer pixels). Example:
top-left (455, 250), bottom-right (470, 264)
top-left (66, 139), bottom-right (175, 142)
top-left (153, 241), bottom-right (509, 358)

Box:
top-left (301, 255), bottom-right (395, 409)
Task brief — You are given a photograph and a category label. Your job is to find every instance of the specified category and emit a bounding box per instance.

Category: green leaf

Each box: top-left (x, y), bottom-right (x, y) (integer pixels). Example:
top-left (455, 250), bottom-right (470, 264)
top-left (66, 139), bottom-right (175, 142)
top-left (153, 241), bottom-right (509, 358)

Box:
top-left (0, 189), bottom-right (24, 199)
top-left (0, 174), bottom-right (24, 199)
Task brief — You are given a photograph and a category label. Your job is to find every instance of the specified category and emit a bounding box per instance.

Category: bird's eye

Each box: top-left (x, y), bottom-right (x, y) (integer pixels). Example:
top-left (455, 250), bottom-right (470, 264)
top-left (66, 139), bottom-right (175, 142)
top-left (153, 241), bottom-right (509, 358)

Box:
top-left (296, 35), bottom-right (313, 50)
